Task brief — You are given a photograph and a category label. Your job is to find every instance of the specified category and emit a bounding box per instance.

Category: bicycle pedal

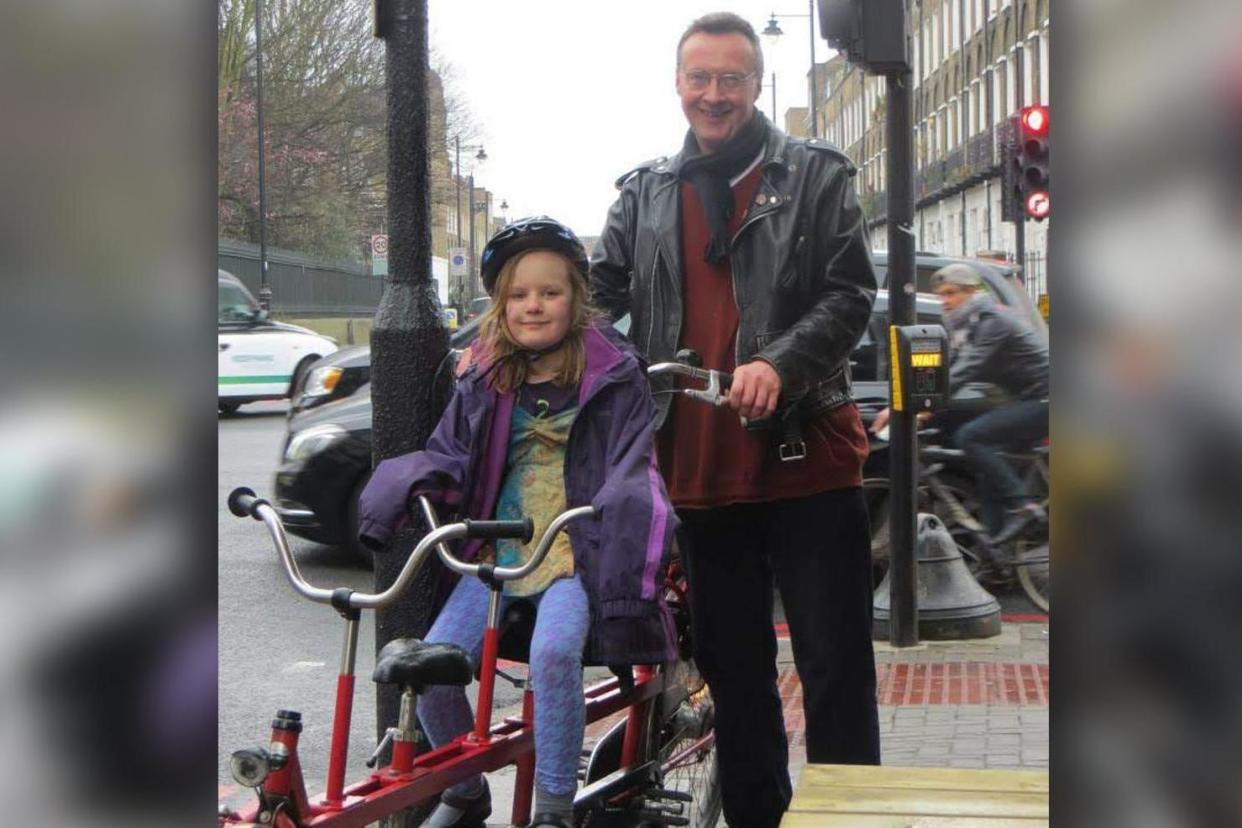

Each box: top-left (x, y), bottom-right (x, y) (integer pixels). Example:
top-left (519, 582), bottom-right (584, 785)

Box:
top-left (495, 667), bottom-right (526, 689)
top-left (625, 808), bottom-right (689, 827)
top-left (645, 787), bottom-right (694, 803)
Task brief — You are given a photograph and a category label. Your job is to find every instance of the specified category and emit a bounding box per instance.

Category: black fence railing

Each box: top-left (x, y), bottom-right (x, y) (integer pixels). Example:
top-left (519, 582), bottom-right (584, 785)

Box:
top-left (218, 238), bottom-right (382, 317)
top-left (1022, 251), bottom-right (1046, 302)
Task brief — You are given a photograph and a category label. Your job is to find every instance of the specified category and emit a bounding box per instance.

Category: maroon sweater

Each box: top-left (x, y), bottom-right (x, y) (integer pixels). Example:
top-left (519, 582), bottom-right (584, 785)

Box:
top-left (657, 165), bottom-right (868, 509)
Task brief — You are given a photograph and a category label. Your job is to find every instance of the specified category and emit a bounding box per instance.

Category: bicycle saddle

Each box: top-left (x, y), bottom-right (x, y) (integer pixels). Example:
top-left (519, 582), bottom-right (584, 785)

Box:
top-left (373, 638), bottom-right (472, 692)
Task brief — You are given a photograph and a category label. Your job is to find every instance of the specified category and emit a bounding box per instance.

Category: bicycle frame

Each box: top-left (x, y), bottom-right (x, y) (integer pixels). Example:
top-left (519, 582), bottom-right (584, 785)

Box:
top-left (220, 495), bottom-right (673, 828)
top-left (222, 359), bottom-right (727, 827)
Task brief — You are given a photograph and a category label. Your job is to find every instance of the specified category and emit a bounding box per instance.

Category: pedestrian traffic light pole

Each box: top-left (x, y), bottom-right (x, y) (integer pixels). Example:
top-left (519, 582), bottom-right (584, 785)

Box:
top-left (372, 0), bottom-right (449, 788)
top-left (1013, 55), bottom-right (1026, 273)
top-left (819, 0), bottom-right (919, 646)
top-left (883, 64), bottom-right (919, 648)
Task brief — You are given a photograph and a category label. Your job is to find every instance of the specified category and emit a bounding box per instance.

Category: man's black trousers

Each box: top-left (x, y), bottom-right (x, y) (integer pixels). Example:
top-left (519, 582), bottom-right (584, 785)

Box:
top-left (679, 486), bottom-right (881, 828)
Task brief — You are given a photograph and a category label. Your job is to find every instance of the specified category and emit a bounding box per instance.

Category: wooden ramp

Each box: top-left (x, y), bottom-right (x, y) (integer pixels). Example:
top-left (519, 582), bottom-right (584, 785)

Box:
top-left (782, 764), bottom-right (1049, 827)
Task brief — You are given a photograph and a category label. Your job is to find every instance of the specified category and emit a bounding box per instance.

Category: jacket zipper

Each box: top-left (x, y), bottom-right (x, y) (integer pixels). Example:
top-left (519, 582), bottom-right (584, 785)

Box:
top-left (729, 170), bottom-right (786, 367)
top-left (647, 245), bottom-right (660, 359)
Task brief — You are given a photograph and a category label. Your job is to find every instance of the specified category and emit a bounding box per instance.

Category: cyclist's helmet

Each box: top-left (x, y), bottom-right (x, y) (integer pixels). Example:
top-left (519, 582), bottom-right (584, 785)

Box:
top-left (480, 216), bottom-right (589, 296)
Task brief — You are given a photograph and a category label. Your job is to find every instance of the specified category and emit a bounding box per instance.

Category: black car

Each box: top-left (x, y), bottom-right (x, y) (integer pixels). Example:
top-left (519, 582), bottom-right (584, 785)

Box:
top-left (289, 317), bottom-right (484, 416)
top-left (275, 254), bottom-right (1041, 562)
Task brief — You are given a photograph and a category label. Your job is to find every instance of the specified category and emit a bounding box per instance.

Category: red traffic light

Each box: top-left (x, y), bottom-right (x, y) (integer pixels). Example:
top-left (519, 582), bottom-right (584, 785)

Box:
top-left (1025, 190), bottom-right (1050, 220)
top-left (1021, 105), bottom-right (1049, 136)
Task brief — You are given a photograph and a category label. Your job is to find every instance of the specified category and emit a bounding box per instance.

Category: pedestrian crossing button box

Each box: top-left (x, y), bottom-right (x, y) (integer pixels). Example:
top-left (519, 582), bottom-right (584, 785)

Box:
top-left (889, 324), bottom-right (949, 412)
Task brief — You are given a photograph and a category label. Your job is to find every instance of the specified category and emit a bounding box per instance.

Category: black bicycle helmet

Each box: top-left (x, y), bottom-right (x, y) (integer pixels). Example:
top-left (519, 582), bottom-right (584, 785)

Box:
top-left (479, 215), bottom-right (589, 296)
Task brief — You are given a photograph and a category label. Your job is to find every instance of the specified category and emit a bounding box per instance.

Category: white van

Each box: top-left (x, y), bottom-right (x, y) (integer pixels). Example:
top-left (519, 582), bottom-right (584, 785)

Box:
top-left (217, 270), bottom-right (338, 414)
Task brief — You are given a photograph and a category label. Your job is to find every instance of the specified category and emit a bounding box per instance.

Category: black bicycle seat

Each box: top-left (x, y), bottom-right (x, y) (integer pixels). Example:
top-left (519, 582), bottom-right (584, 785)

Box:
top-left (373, 638), bottom-right (472, 692)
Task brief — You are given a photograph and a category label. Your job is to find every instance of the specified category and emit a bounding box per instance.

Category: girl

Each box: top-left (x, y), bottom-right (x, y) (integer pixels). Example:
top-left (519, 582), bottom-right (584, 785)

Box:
top-left (356, 216), bottom-right (678, 828)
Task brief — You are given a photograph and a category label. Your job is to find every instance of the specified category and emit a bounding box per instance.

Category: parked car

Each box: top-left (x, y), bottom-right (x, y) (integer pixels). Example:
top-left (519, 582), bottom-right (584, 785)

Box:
top-left (464, 296), bottom-right (490, 322)
top-left (217, 270), bottom-right (338, 415)
top-left (274, 254), bottom-right (1038, 562)
top-left (289, 316), bottom-right (483, 416)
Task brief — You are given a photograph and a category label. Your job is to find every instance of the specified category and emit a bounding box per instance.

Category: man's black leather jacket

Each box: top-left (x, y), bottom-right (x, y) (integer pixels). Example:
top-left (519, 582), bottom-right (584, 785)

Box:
top-left (589, 124), bottom-right (877, 427)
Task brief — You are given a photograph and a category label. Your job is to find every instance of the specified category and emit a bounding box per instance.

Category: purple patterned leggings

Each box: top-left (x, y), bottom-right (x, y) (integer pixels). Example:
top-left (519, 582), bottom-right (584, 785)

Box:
top-left (417, 573), bottom-right (589, 797)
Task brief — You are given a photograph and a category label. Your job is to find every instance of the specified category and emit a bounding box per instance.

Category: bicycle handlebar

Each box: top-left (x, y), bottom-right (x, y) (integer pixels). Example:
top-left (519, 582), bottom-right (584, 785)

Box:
top-left (647, 361), bottom-right (732, 407)
top-left (229, 486), bottom-right (477, 610)
top-left (418, 496), bottom-right (595, 581)
top-left (226, 485), bottom-right (594, 611)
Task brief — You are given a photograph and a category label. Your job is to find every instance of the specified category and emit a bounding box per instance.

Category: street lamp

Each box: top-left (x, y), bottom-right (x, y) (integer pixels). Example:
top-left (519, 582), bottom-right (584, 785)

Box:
top-left (761, 2), bottom-right (820, 138)
top-left (499, 199), bottom-right (509, 224)
top-left (452, 137), bottom-right (487, 308)
top-left (465, 180), bottom-right (494, 306)
top-left (254, 0), bottom-right (271, 310)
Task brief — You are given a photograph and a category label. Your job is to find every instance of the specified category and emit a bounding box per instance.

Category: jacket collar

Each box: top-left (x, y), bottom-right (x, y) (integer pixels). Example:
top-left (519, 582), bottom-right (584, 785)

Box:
top-left (579, 325), bottom-right (628, 404)
top-left (652, 121), bottom-right (790, 179)
top-left (645, 123), bottom-right (794, 267)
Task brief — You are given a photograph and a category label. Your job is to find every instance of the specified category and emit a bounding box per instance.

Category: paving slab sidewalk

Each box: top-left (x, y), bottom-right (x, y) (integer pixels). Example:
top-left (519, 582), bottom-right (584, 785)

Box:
top-left (482, 618), bottom-right (1048, 824)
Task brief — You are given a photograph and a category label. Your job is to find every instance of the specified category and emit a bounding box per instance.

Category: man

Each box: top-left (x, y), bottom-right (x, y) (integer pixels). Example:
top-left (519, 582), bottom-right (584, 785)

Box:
top-left (872, 263), bottom-right (1049, 545)
top-left (589, 13), bottom-right (880, 827)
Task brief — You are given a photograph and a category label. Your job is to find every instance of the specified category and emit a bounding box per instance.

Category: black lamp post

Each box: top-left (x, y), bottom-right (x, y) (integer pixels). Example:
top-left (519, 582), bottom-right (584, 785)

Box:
top-left (762, 2), bottom-right (819, 138)
top-left (371, 1), bottom-right (448, 789)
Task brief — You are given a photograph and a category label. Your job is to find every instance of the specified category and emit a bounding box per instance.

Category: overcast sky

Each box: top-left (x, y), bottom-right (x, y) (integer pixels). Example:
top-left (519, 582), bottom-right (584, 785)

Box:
top-left (427, 0), bottom-right (840, 238)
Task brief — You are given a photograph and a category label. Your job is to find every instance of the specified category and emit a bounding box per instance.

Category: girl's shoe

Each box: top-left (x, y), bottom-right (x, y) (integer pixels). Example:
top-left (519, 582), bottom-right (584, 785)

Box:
top-left (427, 778), bottom-right (491, 827)
top-left (529, 813), bottom-right (573, 828)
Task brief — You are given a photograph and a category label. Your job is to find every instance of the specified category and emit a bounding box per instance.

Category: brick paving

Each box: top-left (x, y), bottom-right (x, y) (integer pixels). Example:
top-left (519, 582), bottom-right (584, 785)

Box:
top-left (780, 619), bottom-right (1050, 781)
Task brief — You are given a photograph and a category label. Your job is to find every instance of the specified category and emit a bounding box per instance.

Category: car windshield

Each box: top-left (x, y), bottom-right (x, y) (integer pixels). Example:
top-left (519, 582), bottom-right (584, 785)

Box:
top-left (219, 282), bottom-right (258, 323)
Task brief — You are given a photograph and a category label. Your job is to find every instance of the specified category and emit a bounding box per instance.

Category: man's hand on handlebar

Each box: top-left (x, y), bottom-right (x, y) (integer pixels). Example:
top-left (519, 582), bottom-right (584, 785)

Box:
top-left (729, 360), bottom-right (781, 420)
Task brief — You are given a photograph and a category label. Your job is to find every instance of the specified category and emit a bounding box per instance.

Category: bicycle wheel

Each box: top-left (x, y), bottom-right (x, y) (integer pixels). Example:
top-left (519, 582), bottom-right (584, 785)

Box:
top-left (1015, 539), bottom-right (1050, 613)
top-left (645, 670), bottom-right (721, 827)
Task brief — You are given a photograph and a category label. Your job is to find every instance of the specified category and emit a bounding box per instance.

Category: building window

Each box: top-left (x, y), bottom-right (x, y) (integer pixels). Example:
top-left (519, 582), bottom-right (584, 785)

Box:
top-left (970, 80), bottom-right (981, 134)
top-left (941, 1), bottom-right (950, 62)
top-left (948, 0), bottom-right (958, 52)
top-left (949, 97), bottom-right (959, 149)
top-left (1023, 39), bottom-right (1035, 106)
top-left (1006, 52), bottom-right (1017, 114)
top-left (994, 62), bottom-right (1007, 123)
top-left (1040, 24), bottom-right (1050, 103)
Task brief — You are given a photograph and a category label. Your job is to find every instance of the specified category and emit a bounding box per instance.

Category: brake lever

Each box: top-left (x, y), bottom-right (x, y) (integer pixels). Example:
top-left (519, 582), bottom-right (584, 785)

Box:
top-left (682, 369), bottom-right (729, 407)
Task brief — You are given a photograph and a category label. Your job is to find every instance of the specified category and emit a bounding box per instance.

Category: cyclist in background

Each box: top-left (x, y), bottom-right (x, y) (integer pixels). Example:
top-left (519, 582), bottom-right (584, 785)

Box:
top-left (872, 263), bottom-right (1049, 547)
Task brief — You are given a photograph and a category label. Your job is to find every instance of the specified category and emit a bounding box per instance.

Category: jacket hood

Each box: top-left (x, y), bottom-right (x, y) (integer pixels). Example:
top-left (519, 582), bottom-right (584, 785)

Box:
top-left (459, 324), bottom-right (638, 400)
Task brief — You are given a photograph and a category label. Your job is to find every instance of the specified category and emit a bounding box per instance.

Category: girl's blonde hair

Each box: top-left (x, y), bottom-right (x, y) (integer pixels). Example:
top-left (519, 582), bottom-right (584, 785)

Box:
top-left (476, 248), bottom-right (599, 394)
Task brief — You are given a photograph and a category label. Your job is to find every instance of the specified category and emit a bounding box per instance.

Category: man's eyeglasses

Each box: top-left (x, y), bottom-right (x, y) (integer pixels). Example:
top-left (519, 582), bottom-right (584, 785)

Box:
top-left (681, 71), bottom-right (756, 92)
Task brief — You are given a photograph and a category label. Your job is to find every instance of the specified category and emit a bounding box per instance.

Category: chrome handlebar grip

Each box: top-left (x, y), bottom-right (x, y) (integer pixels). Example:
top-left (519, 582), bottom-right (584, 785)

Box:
top-left (647, 362), bottom-right (732, 407)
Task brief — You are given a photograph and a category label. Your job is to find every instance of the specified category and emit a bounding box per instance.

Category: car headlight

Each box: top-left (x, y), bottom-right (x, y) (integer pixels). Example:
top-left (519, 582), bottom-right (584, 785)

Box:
top-left (284, 423), bottom-right (347, 462)
top-left (303, 366), bottom-right (343, 397)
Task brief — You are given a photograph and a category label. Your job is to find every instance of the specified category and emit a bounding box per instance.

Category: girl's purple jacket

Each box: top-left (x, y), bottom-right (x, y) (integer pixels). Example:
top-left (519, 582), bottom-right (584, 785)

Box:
top-left (357, 325), bottom-right (679, 665)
